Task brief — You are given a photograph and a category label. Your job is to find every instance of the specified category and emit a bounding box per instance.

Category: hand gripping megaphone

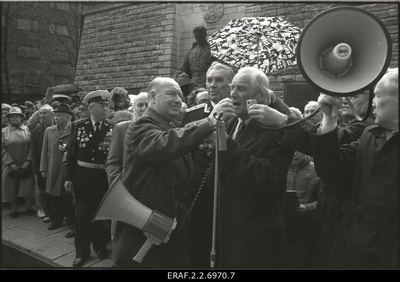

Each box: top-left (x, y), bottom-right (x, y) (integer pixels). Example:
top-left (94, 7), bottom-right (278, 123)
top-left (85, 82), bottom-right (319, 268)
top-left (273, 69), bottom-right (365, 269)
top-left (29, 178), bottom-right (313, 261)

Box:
top-left (92, 177), bottom-right (177, 263)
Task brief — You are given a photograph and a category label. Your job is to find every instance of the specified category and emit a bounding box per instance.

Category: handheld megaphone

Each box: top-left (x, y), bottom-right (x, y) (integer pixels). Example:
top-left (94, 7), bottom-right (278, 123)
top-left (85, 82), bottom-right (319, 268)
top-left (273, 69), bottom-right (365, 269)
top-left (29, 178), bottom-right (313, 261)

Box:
top-left (296, 6), bottom-right (392, 97)
top-left (92, 177), bottom-right (177, 263)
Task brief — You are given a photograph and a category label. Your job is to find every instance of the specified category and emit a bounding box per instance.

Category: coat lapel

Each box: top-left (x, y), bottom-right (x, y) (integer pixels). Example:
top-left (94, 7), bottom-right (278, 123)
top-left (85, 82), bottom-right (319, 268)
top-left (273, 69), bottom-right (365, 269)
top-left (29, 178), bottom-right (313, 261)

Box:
top-left (50, 126), bottom-right (61, 139)
top-left (236, 120), bottom-right (259, 148)
top-left (59, 123), bottom-right (71, 140)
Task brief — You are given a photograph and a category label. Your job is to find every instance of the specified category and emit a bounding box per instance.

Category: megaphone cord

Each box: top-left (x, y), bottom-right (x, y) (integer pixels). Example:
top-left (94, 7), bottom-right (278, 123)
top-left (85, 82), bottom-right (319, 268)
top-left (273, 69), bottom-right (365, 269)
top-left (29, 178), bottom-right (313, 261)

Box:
top-left (254, 108), bottom-right (322, 132)
top-left (175, 161), bottom-right (214, 235)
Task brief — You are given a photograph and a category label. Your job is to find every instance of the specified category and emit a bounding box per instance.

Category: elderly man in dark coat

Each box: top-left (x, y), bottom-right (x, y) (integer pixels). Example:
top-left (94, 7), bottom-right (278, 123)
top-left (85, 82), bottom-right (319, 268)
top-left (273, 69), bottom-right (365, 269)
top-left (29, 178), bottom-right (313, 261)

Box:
top-left (111, 77), bottom-right (235, 268)
top-left (309, 68), bottom-right (398, 268)
top-left (249, 87), bottom-right (376, 268)
top-left (193, 67), bottom-right (294, 268)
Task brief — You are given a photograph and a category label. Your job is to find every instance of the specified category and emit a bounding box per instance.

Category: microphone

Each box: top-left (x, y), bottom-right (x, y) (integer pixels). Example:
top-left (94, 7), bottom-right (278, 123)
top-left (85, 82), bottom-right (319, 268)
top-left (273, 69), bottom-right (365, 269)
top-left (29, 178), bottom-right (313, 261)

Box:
top-left (217, 120), bottom-right (227, 151)
top-left (213, 112), bottom-right (227, 151)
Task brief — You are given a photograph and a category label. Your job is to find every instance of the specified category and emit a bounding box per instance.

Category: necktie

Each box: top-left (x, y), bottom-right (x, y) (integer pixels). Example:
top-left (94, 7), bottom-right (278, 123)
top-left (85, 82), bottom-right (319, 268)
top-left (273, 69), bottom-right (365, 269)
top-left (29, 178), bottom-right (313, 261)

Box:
top-left (234, 120), bottom-right (246, 140)
top-left (95, 122), bottom-right (101, 133)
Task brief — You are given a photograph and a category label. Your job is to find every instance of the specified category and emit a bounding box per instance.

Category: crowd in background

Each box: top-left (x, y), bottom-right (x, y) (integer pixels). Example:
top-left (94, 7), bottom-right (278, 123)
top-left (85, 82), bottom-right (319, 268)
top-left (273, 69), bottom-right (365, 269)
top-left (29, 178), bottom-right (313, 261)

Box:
top-left (1, 24), bottom-right (398, 269)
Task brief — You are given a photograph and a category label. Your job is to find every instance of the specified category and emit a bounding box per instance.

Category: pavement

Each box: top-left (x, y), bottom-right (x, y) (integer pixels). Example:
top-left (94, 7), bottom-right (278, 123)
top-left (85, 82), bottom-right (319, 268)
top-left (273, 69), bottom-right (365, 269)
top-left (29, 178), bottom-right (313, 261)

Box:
top-left (1, 204), bottom-right (113, 268)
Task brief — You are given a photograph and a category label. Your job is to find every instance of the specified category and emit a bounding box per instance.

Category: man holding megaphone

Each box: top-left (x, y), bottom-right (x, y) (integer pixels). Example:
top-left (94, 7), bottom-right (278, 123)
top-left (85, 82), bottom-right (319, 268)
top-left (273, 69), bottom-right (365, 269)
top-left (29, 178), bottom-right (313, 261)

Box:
top-left (110, 77), bottom-right (235, 268)
top-left (307, 68), bottom-right (398, 268)
top-left (250, 68), bottom-right (398, 267)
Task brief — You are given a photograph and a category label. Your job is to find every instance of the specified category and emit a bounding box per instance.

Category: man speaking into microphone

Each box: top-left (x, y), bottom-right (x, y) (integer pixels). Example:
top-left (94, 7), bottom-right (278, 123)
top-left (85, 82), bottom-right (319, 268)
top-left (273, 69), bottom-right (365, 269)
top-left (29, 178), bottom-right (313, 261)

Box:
top-left (192, 66), bottom-right (295, 268)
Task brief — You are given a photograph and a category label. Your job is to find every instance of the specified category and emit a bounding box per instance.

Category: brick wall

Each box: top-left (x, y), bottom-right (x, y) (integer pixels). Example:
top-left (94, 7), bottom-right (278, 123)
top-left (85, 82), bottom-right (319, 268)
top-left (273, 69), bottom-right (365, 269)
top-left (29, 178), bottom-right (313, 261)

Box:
top-left (75, 3), bottom-right (179, 93)
top-left (75, 2), bottom-right (398, 105)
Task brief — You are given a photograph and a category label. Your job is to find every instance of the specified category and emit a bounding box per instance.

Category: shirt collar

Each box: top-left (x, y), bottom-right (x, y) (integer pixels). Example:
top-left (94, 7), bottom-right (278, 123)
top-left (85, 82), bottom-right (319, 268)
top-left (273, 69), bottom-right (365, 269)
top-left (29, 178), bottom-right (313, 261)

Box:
top-left (238, 117), bottom-right (251, 126)
top-left (91, 117), bottom-right (102, 128)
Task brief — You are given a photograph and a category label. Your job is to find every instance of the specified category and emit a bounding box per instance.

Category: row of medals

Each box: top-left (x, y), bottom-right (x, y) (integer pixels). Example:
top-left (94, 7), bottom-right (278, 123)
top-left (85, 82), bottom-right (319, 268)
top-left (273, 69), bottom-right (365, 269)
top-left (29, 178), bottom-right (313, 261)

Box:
top-left (77, 128), bottom-right (110, 151)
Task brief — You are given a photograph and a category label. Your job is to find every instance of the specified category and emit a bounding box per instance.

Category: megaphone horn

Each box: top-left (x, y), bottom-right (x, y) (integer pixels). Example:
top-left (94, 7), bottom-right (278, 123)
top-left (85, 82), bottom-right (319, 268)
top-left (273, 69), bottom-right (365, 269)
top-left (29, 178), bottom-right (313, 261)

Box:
top-left (93, 177), bottom-right (177, 263)
top-left (296, 6), bottom-right (392, 97)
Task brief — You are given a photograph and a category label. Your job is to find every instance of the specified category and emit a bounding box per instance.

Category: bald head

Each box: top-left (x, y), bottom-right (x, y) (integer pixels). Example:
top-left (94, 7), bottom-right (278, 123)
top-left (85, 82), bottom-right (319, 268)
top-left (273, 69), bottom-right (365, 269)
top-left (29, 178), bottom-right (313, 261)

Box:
top-left (39, 104), bottom-right (54, 125)
top-left (148, 77), bottom-right (183, 122)
top-left (148, 77), bottom-right (181, 94)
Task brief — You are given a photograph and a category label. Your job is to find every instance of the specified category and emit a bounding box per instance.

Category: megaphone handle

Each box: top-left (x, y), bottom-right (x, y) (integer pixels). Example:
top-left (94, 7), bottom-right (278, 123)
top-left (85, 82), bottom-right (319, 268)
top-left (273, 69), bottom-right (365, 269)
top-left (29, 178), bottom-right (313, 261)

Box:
top-left (133, 237), bottom-right (155, 263)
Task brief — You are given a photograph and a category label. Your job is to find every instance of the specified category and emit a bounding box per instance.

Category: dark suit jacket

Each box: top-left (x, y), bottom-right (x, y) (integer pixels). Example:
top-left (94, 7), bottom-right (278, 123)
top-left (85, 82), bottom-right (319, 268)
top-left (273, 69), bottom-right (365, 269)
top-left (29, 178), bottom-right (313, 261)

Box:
top-left (194, 118), bottom-right (294, 267)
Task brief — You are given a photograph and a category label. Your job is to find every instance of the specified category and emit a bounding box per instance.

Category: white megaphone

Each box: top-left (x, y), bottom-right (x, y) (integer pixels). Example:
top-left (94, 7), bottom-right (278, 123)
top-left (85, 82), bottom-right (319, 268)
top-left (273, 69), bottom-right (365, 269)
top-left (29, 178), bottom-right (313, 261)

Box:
top-left (92, 176), bottom-right (177, 263)
top-left (296, 6), bottom-right (392, 97)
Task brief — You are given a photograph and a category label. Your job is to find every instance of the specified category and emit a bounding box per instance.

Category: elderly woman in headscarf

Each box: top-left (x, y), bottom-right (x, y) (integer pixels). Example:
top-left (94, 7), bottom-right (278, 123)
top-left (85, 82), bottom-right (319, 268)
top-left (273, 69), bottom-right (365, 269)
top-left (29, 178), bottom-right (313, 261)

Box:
top-left (2, 107), bottom-right (35, 218)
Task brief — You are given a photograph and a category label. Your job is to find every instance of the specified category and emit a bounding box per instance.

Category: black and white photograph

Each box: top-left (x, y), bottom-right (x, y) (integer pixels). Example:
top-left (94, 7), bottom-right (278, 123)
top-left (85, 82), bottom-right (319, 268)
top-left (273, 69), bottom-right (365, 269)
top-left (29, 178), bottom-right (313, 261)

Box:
top-left (1, 0), bottom-right (398, 274)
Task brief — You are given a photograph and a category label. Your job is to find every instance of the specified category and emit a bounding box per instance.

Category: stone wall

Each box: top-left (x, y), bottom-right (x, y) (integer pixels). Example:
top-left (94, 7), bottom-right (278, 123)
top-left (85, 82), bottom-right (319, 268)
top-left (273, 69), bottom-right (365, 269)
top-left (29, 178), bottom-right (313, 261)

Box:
top-left (75, 3), bottom-right (179, 93)
top-left (75, 2), bottom-right (398, 109)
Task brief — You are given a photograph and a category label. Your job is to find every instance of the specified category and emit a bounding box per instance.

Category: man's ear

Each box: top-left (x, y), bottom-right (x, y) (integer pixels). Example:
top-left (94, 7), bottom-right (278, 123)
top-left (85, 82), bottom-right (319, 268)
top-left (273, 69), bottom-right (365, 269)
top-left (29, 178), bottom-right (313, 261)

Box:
top-left (148, 91), bottom-right (157, 103)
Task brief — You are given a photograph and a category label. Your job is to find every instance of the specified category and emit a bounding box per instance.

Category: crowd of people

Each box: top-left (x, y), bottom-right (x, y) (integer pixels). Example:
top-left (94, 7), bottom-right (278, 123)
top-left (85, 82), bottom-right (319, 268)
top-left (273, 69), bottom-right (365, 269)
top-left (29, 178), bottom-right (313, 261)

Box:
top-left (2, 25), bottom-right (398, 269)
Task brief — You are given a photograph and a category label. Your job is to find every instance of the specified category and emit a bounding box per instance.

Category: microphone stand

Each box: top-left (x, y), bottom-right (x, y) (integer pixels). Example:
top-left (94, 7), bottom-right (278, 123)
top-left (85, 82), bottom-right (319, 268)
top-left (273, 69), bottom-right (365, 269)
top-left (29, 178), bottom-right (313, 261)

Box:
top-left (210, 113), bottom-right (227, 268)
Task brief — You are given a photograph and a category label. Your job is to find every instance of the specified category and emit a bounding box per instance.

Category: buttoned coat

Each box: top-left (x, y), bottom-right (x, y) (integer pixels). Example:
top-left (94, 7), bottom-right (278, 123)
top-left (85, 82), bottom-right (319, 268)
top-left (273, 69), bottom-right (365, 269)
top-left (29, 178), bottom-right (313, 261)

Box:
top-left (2, 124), bottom-right (35, 201)
top-left (193, 118), bottom-right (294, 268)
top-left (40, 124), bottom-right (71, 196)
top-left (65, 118), bottom-right (113, 181)
top-left (310, 126), bottom-right (399, 267)
top-left (112, 107), bottom-right (214, 267)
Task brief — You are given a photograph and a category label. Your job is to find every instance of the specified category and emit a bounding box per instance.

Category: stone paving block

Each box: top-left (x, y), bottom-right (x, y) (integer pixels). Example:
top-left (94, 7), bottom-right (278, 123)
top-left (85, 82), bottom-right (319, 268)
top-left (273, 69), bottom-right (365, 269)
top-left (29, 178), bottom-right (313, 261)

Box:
top-left (2, 227), bottom-right (35, 242)
top-left (32, 240), bottom-right (76, 261)
top-left (4, 215), bottom-right (46, 232)
top-left (2, 205), bottom-right (113, 268)
top-left (10, 233), bottom-right (54, 252)
top-left (53, 251), bottom-right (76, 267)
top-left (90, 258), bottom-right (114, 268)
top-left (2, 214), bottom-right (34, 230)
top-left (48, 227), bottom-right (75, 240)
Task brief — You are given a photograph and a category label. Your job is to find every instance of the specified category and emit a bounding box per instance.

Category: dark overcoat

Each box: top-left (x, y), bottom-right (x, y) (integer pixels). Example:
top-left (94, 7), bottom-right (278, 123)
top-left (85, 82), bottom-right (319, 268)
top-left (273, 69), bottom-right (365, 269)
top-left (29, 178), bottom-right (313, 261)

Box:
top-left (195, 118), bottom-right (294, 268)
top-left (112, 107), bottom-right (215, 267)
top-left (310, 126), bottom-right (399, 268)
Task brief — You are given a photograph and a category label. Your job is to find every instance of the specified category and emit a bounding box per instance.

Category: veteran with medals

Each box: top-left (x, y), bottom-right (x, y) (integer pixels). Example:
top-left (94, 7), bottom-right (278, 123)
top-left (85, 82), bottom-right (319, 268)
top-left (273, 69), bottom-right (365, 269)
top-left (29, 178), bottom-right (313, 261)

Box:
top-left (65, 90), bottom-right (114, 267)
